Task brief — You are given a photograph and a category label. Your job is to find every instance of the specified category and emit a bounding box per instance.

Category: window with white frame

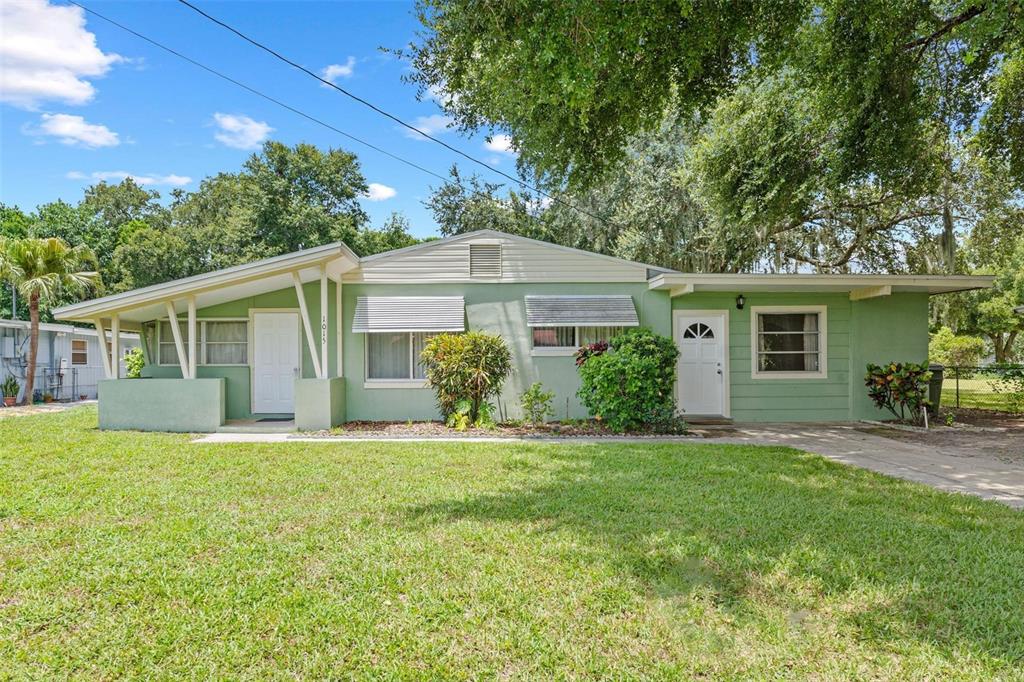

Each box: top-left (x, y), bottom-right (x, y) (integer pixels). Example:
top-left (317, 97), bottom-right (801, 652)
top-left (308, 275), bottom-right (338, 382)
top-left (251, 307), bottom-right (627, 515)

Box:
top-left (752, 307), bottom-right (826, 377)
top-left (158, 319), bottom-right (248, 366)
top-left (531, 326), bottom-right (623, 350)
top-left (71, 339), bottom-right (88, 365)
top-left (366, 332), bottom-right (433, 380)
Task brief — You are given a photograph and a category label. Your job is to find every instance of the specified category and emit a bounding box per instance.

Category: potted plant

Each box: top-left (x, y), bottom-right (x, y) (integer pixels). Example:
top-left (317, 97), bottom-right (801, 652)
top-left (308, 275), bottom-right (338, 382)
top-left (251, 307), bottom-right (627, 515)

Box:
top-left (43, 391), bottom-right (53, 404)
top-left (2, 376), bottom-right (19, 407)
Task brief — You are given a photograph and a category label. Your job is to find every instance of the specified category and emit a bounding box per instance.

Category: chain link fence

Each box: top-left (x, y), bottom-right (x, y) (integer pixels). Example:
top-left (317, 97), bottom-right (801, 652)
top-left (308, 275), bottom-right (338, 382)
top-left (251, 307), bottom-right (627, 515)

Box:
top-left (943, 366), bottom-right (1024, 413)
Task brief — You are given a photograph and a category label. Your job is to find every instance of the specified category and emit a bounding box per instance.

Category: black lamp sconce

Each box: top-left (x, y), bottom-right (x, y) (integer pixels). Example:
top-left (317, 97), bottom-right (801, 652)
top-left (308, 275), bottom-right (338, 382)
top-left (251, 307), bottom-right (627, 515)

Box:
top-left (735, 294), bottom-right (746, 310)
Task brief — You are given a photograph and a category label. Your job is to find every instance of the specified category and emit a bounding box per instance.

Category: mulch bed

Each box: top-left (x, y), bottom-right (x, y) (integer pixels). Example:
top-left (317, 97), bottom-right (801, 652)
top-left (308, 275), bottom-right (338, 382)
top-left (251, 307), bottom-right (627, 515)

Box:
top-left (940, 407), bottom-right (1024, 430)
top-left (300, 420), bottom-right (695, 439)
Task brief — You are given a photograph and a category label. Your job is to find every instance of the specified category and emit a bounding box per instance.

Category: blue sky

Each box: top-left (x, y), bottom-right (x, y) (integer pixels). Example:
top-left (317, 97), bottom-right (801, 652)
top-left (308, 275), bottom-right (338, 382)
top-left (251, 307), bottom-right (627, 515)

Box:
top-left (0, 0), bottom-right (517, 238)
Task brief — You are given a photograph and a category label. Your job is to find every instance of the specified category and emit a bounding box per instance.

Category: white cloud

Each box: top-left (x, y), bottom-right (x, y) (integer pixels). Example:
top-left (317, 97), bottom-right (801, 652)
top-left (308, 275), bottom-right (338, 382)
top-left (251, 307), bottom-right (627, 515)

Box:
top-left (0, 0), bottom-right (123, 109)
top-left (365, 183), bottom-right (396, 201)
top-left (29, 113), bottom-right (119, 147)
top-left (425, 82), bottom-right (460, 108)
top-left (321, 57), bottom-right (356, 84)
top-left (403, 114), bottom-right (453, 140)
top-left (212, 113), bottom-right (273, 150)
top-left (65, 170), bottom-right (192, 186)
top-left (484, 134), bottom-right (516, 155)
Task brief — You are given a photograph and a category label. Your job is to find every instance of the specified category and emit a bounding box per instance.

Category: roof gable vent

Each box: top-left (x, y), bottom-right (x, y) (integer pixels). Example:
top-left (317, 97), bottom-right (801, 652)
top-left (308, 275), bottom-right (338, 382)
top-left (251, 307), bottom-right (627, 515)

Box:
top-left (469, 242), bottom-right (502, 277)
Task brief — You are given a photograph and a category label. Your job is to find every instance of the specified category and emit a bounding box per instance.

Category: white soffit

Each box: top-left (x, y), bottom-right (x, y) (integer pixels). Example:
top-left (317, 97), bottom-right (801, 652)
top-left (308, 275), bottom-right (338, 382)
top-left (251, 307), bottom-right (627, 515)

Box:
top-left (649, 273), bottom-right (995, 296)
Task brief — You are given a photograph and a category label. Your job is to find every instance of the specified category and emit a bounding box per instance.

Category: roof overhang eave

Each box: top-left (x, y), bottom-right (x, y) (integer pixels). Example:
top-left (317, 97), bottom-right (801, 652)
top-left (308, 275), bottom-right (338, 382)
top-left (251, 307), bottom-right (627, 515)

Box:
top-left (53, 241), bottom-right (358, 322)
top-left (648, 273), bottom-right (996, 296)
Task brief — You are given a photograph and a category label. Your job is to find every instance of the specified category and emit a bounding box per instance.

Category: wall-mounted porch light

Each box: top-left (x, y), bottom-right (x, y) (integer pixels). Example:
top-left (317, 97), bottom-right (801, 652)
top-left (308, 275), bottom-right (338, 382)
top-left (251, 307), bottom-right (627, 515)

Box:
top-left (735, 294), bottom-right (746, 310)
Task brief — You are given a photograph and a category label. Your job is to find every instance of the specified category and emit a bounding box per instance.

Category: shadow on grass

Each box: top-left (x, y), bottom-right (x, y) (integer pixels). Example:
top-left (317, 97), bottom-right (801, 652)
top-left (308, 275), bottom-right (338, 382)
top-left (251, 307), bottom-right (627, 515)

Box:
top-left (404, 443), bottom-right (1024, 664)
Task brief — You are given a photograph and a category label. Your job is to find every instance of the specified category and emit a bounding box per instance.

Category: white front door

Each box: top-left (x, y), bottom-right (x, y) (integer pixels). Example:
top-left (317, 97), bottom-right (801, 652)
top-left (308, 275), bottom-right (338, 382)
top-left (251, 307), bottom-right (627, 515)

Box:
top-left (676, 312), bottom-right (727, 416)
top-left (253, 312), bottom-right (300, 414)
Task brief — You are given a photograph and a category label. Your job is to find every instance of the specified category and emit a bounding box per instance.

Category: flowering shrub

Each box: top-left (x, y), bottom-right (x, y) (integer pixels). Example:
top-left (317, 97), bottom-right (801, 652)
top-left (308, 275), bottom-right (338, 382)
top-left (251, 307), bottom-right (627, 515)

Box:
top-left (576, 328), bottom-right (680, 432)
top-left (864, 362), bottom-right (932, 424)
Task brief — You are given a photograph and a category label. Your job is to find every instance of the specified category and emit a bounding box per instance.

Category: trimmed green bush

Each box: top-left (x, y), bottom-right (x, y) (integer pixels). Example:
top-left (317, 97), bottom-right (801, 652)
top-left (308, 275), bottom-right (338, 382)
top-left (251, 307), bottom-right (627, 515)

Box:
top-left (520, 382), bottom-right (554, 425)
top-left (576, 328), bottom-right (680, 432)
top-left (420, 332), bottom-right (513, 425)
top-left (865, 362), bottom-right (932, 424)
top-left (928, 327), bottom-right (986, 367)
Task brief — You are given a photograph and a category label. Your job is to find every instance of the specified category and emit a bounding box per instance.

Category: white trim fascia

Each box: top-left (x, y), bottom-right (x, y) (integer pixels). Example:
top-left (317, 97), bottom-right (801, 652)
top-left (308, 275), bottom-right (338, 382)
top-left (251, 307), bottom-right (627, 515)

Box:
top-left (673, 309), bottom-right (731, 418)
top-left (53, 241), bottom-right (356, 321)
top-left (357, 229), bottom-right (676, 274)
top-left (0, 318), bottom-right (140, 339)
top-left (750, 305), bottom-right (828, 381)
top-left (849, 285), bottom-right (892, 301)
top-left (650, 273), bottom-right (994, 295)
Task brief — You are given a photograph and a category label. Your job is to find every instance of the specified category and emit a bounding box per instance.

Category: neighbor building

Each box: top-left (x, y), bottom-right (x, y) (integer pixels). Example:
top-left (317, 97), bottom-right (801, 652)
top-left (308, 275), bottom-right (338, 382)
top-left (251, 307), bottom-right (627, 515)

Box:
top-left (52, 230), bottom-right (992, 431)
top-left (1, 319), bottom-right (140, 404)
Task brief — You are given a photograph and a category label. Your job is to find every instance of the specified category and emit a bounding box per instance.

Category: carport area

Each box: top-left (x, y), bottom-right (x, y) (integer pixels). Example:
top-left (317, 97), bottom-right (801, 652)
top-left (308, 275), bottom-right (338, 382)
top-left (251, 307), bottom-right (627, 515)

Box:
top-left (702, 416), bottom-right (1024, 508)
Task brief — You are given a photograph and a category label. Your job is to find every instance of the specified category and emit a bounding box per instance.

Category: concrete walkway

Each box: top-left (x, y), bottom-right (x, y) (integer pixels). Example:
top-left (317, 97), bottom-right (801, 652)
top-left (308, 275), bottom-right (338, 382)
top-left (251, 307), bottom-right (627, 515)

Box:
top-left (706, 424), bottom-right (1024, 509)
top-left (195, 423), bottom-right (1024, 509)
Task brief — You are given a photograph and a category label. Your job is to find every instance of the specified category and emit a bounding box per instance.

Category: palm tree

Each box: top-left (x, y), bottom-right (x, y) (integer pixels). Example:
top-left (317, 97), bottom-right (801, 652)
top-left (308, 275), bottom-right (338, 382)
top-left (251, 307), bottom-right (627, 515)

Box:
top-left (4, 238), bottom-right (101, 404)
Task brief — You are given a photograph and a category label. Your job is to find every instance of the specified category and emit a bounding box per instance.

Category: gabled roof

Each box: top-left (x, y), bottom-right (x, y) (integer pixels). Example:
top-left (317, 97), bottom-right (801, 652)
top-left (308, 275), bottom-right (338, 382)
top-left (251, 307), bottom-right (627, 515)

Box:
top-left (359, 229), bottom-right (676, 274)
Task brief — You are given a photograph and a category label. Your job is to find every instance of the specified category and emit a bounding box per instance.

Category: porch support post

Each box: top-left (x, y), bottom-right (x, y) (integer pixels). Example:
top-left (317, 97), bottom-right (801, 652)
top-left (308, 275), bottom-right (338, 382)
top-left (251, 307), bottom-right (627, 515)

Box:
top-left (319, 264), bottom-right (329, 377)
top-left (335, 277), bottom-right (343, 378)
top-left (110, 314), bottom-right (120, 379)
top-left (187, 295), bottom-right (197, 380)
top-left (164, 301), bottom-right (191, 379)
top-left (292, 271), bottom-right (323, 379)
top-left (93, 317), bottom-right (112, 379)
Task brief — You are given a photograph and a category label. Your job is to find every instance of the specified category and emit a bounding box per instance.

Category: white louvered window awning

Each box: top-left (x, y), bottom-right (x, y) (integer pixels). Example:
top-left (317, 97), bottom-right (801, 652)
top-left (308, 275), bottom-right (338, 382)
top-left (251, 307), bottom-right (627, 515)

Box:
top-left (524, 295), bottom-right (639, 327)
top-left (353, 296), bottom-right (465, 333)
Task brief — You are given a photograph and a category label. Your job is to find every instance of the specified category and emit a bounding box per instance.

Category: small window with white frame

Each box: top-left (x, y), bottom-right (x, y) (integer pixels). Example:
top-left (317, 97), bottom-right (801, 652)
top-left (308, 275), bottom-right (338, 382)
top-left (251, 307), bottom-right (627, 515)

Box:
top-left (366, 332), bottom-right (434, 381)
top-left (71, 338), bottom-right (88, 365)
top-left (531, 326), bottom-right (623, 353)
top-left (751, 306), bottom-right (826, 378)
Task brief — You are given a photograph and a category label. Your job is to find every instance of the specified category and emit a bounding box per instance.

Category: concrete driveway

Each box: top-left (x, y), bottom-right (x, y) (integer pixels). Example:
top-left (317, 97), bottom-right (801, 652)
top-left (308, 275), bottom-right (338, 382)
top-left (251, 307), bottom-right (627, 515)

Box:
top-left (703, 423), bottom-right (1024, 509)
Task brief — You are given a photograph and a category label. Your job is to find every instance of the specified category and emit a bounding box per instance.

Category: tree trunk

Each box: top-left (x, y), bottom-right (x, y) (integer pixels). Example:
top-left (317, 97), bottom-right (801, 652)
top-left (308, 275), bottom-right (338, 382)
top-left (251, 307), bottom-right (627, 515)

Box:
top-left (22, 292), bottom-right (40, 405)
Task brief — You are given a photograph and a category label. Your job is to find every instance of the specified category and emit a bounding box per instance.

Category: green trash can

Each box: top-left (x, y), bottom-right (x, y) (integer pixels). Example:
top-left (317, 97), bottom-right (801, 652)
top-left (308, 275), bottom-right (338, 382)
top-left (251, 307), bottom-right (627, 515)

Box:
top-left (927, 364), bottom-right (944, 415)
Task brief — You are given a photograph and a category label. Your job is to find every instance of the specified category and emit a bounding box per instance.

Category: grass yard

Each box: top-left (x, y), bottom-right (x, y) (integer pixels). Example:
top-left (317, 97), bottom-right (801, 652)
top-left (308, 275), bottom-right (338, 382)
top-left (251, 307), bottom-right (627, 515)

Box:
top-left (943, 387), bottom-right (1022, 412)
top-left (2, 408), bottom-right (1023, 679)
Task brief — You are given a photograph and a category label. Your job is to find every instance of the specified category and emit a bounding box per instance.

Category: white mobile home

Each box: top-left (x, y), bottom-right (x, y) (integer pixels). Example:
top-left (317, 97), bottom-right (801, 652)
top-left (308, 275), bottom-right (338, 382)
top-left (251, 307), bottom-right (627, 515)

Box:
top-left (0, 319), bottom-right (140, 403)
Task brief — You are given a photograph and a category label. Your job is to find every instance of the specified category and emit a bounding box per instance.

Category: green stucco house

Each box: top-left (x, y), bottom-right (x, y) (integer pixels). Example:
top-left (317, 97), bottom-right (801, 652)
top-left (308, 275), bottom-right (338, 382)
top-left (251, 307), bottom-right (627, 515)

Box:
top-left (52, 230), bottom-right (992, 431)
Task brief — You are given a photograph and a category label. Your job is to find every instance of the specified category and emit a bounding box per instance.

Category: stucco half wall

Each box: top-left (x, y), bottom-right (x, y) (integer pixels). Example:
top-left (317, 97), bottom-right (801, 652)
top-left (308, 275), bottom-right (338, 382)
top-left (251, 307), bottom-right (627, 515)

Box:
top-left (98, 378), bottom-right (225, 432)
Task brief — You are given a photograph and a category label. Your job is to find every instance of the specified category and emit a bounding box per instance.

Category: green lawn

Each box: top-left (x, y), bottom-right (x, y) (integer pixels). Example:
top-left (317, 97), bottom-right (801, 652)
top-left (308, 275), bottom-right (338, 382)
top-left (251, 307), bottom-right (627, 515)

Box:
top-left (942, 387), bottom-right (1022, 412)
top-left (2, 408), bottom-right (1022, 679)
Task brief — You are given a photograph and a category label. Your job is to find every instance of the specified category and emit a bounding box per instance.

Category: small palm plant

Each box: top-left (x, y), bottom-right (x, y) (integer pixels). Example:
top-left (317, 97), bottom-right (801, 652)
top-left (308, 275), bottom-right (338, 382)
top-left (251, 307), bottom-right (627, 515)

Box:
top-left (4, 238), bottom-right (101, 404)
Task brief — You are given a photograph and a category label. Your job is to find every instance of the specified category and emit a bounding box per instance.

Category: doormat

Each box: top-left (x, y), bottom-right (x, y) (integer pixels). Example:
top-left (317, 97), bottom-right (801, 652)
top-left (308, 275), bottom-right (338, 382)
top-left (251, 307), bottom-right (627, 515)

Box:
top-left (258, 417), bottom-right (294, 423)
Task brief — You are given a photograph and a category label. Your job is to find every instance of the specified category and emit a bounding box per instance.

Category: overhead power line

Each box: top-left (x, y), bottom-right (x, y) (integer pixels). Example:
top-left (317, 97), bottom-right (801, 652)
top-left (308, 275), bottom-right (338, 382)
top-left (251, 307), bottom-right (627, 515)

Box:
top-left (173, 0), bottom-right (620, 228)
top-left (67, 1), bottom-right (448, 183)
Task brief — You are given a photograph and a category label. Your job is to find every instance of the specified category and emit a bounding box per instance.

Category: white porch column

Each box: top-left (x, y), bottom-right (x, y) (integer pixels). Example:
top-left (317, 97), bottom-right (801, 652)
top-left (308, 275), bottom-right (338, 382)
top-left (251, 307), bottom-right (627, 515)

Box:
top-left (292, 272), bottom-right (323, 379)
top-left (187, 295), bottom-right (197, 380)
top-left (110, 314), bottom-right (120, 379)
top-left (164, 301), bottom-right (191, 379)
top-left (320, 265), bottom-right (329, 377)
top-left (335, 277), bottom-right (343, 378)
top-left (93, 317), bottom-right (112, 379)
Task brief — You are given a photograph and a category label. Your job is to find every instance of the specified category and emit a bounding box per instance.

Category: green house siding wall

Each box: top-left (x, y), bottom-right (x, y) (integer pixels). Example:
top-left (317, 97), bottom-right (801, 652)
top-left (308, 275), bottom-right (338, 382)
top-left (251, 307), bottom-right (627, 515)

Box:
top-left (342, 282), bottom-right (671, 422)
top-left (141, 280), bottom-right (339, 420)
top-left (671, 291), bottom-right (929, 422)
top-left (849, 292), bottom-right (930, 420)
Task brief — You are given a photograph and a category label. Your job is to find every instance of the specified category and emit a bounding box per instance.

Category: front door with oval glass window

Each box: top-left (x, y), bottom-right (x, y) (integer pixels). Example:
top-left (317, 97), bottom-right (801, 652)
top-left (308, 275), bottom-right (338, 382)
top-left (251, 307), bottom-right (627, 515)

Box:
top-left (676, 313), bottom-right (726, 416)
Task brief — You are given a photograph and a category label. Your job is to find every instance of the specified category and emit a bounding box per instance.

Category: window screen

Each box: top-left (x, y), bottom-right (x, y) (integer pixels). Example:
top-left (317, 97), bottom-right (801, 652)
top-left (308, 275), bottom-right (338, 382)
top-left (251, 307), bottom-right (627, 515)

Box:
top-left (204, 321), bottom-right (247, 365)
top-left (756, 312), bottom-right (821, 373)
